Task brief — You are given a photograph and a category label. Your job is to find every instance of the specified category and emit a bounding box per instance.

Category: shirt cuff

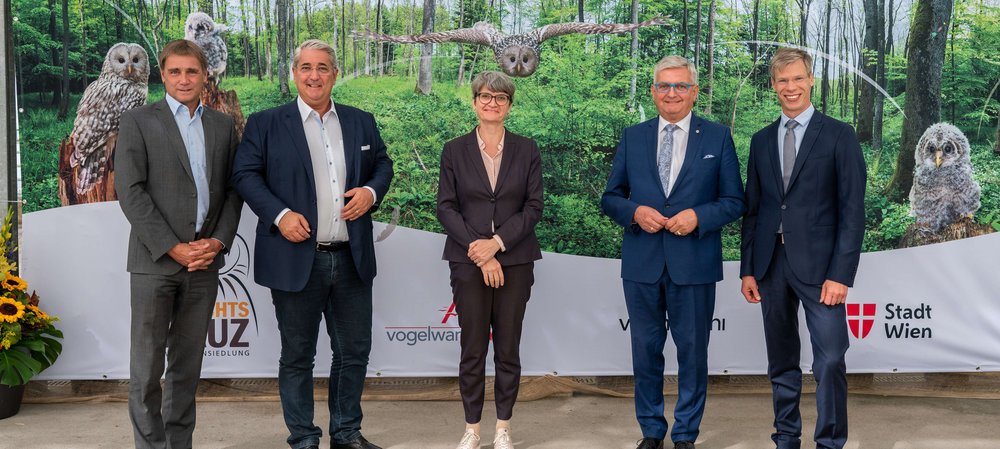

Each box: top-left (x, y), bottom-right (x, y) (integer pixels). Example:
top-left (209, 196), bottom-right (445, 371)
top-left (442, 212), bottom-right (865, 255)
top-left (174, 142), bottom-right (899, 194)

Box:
top-left (493, 235), bottom-right (506, 252)
top-left (363, 186), bottom-right (378, 203)
top-left (274, 208), bottom-right (291, 227)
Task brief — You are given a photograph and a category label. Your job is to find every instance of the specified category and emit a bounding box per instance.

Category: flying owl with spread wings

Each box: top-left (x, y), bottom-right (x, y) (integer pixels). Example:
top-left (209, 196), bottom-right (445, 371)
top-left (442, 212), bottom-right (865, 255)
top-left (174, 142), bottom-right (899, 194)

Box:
top-left (185, 12), bottom-right (228, 84)
top-left (68, 43), bottom-right (149, 196)
top-left (353, 17), bottom-right (669, 77)
top-left (909, 122), bottom-right (981, 232)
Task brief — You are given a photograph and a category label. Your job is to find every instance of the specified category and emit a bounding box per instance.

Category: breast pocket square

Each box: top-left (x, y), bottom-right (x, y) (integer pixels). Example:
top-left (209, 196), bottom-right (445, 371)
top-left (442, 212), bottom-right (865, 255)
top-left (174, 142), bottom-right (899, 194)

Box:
top-left (703, 154), bottom-right (716, 159)
top-left (361, 145), bottom-right (371, 151)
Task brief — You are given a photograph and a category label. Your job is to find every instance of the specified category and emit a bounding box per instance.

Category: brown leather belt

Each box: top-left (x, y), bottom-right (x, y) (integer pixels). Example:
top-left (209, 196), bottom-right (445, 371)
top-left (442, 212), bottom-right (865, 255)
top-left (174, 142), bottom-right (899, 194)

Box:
top-left (316, 241), bottom-right (350, 252)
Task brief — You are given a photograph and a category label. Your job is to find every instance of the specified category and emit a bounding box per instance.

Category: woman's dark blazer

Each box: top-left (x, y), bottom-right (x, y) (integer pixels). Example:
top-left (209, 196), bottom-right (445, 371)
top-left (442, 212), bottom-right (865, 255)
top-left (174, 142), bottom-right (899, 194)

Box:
top-left (436, 128), bottom-right (543, 265)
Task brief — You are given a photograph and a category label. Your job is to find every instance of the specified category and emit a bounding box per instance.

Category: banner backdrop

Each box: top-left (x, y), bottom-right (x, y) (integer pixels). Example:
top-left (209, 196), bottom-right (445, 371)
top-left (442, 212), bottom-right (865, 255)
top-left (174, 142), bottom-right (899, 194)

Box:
top-left (22, 202), bottom-right (1000, 380)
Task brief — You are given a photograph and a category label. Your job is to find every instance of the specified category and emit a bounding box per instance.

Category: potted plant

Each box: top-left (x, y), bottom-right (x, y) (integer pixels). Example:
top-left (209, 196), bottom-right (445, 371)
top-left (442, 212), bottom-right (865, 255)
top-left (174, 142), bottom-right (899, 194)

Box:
top-left (0, 208), bottom-right (62, 419)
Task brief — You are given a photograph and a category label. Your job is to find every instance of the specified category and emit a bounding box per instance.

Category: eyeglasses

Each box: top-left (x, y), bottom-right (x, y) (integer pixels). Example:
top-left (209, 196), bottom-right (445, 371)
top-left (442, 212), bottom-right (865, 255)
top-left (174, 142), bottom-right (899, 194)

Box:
top-left (475, 92), bottom-right (511, 106)
top-left (652, 82), bottom-right (695, 94)
top-left (297, 65), bottom-right (335, 75)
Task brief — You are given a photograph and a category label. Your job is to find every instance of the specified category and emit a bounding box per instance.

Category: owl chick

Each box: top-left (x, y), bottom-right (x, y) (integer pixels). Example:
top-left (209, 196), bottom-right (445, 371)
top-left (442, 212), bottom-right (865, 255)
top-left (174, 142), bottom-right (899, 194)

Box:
top-left (185, 12), bottom-right (228, 83)
top-left (354, 17), bottom-right (668, 77)
top-left (69, 42), bottom-right (149, 195)
top-left (909, 122), bottom-right (981, 232)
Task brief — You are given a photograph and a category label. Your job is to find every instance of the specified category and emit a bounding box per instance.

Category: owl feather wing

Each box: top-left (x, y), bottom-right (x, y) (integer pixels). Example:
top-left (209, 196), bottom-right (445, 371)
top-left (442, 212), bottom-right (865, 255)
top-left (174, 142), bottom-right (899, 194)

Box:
top-left (533, 16), bottom-right (669, 42)
top-left (353, 22), bottom-right (498, 46)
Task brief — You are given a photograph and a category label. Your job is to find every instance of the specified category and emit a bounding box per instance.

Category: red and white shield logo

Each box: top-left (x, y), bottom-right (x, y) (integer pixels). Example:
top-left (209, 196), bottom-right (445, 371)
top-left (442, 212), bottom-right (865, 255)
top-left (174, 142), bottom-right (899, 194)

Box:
top-left (846, 303), bottom-right (876, 339)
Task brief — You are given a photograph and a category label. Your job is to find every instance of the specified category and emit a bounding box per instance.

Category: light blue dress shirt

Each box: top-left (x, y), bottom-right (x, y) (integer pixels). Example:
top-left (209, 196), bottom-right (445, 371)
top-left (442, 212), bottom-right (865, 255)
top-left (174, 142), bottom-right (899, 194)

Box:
top-left (777, 104), bottom-right (816, 175)
top-left (165, 94), bottom-right (209, 233)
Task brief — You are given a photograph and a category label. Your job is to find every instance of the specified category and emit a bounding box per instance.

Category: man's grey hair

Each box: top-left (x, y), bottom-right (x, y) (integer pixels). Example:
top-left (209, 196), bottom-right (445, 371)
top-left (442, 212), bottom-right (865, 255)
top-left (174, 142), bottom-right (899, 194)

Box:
top-left (652, 55), bottom-right (699, 85)
top-left (293, 39), bottom-right (338, 69)
top-left (471, 71), bottom-right (516, 102)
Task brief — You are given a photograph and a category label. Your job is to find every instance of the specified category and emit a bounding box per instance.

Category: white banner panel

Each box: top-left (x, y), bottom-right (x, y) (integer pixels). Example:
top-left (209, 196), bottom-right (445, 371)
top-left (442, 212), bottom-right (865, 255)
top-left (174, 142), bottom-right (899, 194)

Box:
top-left (21, 202), bottom-right (1000, 380)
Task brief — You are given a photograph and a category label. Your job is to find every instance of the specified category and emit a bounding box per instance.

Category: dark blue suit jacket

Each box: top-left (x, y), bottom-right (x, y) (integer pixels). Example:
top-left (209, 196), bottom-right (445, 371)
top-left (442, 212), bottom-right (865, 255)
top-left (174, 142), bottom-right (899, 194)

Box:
top-left (601, 115), bottom-right (746, 285)
top-left (740, 111), bottom-right (866, 286)
top-left (232, 101), bottom-right (394, 291)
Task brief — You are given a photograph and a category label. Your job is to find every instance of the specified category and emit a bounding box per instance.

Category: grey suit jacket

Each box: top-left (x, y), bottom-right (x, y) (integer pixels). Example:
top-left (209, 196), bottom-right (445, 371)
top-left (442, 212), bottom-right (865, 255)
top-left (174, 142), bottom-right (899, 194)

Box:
top-left (115, 99), bottom-right (243, 275)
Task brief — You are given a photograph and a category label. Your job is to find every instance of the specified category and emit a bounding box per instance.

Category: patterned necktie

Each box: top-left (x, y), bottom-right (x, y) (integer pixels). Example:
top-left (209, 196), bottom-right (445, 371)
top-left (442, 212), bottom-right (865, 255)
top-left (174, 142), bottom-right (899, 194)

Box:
top-left (658, 124), bottom-right (678, 195)
top-left (782, 120), bottom-right (799, 191)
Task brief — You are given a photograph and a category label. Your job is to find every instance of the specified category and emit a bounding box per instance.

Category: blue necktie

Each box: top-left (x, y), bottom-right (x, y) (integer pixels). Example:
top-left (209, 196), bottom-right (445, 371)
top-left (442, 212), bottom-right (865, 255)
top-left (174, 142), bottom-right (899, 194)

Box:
top-left (658, 124), bottom-right (678, 195)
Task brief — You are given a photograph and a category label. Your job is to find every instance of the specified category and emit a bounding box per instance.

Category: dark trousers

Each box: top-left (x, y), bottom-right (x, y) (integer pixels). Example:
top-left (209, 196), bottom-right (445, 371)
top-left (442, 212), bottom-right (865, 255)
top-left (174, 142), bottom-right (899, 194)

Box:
top-left (128, 269), bottom-right (219, 449)
top-left (624, 270), bottom-right (715, 444)
top-left (449, 261), bottom-right (534, 424)
top-left (758, 243), bottom-right (849, 449)
top-left (271, 249), bottom-right (373, 449)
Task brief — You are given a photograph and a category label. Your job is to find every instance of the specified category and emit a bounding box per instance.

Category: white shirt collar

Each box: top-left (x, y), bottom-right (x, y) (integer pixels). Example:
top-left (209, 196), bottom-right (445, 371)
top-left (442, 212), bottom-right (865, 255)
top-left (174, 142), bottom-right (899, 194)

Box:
top-left (297, 96), bottom-right (337, 123)
top-left (659, 111), bottom-right (693, 135)
top-left (780, 104), bottom-right (815, 128)
top-left (165, 93), bottom-right (203, 118)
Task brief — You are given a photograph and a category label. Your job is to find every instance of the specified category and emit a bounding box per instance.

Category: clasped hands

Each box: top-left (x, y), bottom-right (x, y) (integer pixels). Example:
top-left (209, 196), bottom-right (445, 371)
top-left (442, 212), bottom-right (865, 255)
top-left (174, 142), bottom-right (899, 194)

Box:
top-left (276, 188), bottom-right (376, 243)
top-left (168, 238), bottom-right (223, 272)
top-left (633, 205), bottom-right (698, 236)
top-left (469, 238), bottom-right (503, 288)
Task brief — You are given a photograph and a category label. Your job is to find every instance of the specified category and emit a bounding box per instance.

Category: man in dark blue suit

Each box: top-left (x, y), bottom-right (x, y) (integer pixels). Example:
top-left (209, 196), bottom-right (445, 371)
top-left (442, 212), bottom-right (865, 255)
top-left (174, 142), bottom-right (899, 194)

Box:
top-left (740, 48), bottom-right (866, 449)
top-left (232, 40), bottom-right (393, 449)
top-left (602, 55), bottom-right (745, 449)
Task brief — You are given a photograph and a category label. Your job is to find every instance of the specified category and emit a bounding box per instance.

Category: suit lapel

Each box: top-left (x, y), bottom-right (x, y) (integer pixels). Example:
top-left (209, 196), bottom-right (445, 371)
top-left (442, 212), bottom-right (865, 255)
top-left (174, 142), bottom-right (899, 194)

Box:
top-left (202, 109), bottom-right (217, 187)
top-left (642, 119), bottom-right (667, 199)
top-left (154, 100), bottom-right (194, 182)
top-left (667, 115), bottom-right (704, 199)
top-left (787, 112), bottom-right (824, 191)
top-left (281, 101), bottom-right (317, 191)
top-left (493, 128), bottom-right (515, 194)
top-left (336, 104), bottom-right (359, 188)
top-left (464, 129), bottom-right (493, 193)
top-left (764, 118), bottom-right (784, 195)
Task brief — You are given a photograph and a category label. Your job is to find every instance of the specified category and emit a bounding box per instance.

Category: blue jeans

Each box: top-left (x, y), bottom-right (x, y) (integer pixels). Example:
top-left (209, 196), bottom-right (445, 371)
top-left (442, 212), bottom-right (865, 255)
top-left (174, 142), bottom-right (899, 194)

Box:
top-left (271, 249), bottom-right (373, 448)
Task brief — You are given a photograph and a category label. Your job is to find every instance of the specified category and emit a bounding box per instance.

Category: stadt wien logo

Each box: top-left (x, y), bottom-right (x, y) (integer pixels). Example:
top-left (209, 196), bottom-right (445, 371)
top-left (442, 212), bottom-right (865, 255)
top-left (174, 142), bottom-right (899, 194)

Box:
top-left (846, 303), bottom-right (876, 339)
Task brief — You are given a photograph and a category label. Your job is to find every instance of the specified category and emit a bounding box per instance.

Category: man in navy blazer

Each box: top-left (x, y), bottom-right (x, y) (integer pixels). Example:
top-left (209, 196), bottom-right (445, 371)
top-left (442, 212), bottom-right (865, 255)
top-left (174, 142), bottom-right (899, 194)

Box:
top-left (740, 48), bottom-right (866, 449)
top-left (232, 40), bottom-right (393, 449)
top-left (602, 55), bottom-right (745, 449)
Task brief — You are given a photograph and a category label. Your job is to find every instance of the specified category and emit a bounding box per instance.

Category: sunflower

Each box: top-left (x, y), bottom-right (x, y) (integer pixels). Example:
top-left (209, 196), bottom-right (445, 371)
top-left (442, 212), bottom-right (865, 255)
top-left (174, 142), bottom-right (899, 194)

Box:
top-left (2, 273), bottom-right (26, 291)
top-left (0, 296), bottom-right (25, 323)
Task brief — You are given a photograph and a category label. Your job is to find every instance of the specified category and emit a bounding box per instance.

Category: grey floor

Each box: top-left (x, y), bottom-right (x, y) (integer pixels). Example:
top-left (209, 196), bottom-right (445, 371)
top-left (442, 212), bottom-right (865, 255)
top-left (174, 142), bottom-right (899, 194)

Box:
top-left (2, 393), bottom-right (1000, 448)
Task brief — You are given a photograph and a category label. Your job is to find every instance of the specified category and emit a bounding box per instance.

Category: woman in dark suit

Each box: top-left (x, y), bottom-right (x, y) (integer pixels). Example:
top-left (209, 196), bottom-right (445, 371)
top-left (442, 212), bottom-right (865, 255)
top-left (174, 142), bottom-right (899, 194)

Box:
top-left (436, 71), bottom-right (543, 449)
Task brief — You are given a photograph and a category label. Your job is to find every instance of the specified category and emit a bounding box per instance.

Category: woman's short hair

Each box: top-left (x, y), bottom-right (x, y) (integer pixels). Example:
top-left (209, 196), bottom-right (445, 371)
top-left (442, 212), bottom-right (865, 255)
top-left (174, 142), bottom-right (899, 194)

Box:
top-left (471, 71), bottom-right (515, 103)
top-left (652, 55), bottom-right (698, 85)
top-left (770, 47), bottom-right (813, 79)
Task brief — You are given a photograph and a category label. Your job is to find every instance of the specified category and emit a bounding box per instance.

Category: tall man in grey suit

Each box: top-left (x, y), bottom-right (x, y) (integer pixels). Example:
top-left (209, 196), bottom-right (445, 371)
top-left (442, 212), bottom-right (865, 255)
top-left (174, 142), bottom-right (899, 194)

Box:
top-left (232, 40), bottom-right (393, 449)
top-left (115, 40), bottom-right (242, 449)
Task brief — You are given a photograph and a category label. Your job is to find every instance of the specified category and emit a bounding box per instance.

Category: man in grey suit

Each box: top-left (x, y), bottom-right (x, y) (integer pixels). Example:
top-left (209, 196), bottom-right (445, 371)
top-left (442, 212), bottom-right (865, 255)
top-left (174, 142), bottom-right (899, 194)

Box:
top-left (115, 39), bottom-right (242, 449)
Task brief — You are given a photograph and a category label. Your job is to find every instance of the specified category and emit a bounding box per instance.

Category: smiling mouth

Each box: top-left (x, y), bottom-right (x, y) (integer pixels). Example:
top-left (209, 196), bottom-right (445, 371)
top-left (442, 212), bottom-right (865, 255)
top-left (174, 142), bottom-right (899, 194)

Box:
top-left (783, 93), bottom-right (802, 101)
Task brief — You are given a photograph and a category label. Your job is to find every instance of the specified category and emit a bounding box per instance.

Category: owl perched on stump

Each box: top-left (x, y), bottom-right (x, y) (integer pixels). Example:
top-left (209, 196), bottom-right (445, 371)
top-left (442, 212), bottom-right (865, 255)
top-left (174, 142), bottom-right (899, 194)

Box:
top-left (908, 123), bottom-right (981, 232)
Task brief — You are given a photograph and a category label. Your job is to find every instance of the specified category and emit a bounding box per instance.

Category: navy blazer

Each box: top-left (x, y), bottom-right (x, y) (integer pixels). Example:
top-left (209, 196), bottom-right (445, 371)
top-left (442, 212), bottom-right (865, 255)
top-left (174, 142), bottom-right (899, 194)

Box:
top-left (232, 100), bottom-right (394, 291)
top-left (740, 111), bottom-right (866, 286)
top-left (436, 129), bottom-right (543, 266)
top-left (601, 115), bottom-right (746, 285)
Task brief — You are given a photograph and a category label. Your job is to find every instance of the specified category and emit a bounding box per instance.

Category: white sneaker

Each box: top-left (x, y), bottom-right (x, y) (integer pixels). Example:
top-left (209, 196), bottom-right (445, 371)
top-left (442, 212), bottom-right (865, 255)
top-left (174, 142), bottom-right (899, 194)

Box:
top-left (456, 428), bottom-right (481, 449)
top-left (493, 428), bottom-right (514, 449)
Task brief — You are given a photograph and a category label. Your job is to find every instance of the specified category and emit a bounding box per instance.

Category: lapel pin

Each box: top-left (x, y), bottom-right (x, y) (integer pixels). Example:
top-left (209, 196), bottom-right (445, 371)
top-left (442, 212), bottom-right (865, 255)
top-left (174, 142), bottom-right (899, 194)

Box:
top-left (695, 129), bottom-right (700, 134)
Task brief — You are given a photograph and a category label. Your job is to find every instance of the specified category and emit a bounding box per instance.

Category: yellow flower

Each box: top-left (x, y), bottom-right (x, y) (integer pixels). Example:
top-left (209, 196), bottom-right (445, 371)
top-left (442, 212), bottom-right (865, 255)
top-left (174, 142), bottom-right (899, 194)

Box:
top-left (2, 273), bottom-right (27, 291)
top-left (0, 297), bottom-right (25, 323)
top-left (27, 304), bottom-right (49, 321)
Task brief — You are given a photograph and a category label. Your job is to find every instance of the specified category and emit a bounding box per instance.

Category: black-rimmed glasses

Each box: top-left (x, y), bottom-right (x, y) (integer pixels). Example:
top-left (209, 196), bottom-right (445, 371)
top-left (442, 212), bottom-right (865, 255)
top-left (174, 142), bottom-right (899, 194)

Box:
top-left (475, 92), bottom-right (511, 106)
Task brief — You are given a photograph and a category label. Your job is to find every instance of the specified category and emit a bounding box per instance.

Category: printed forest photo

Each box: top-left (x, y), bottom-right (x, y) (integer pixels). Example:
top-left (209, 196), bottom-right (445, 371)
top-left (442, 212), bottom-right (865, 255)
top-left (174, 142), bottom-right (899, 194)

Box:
top-left (11, 0), bottom-right (1000, 259)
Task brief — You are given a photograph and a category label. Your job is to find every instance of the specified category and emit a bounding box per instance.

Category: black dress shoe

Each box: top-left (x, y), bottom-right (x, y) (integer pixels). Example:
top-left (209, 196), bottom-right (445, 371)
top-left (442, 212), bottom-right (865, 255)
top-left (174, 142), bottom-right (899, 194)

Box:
top-left (331, 435), bottom-right (383, 449)
top-left (302, 446), bottom-right (319, 449)
top-left (674, 442), bottom-right (695, 449)
top-left (636, 437), bottom-right (664, 449)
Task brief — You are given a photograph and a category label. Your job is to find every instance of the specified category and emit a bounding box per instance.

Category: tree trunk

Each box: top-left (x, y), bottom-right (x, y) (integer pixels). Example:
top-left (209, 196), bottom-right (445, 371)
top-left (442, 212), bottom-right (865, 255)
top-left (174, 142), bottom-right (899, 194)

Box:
top-left (265, 0), bottom-right (274, 81)
top-left (58, 0), bottom-right (70, 119)
top-left (857, 0), bottom-right (883, 143)
top-left (254, 0), bottom-right (263, 80)
top-left (241, 0), bottom-right (250, 78)
top-left (416, 0), bottom-right (434, 94)
top-left (994, 115), bottom-right (1000, 154)
top-left (577, 0), bottom-right (583, 22)
top-left (341, 0), bottom-right (347, 71)
top-left (682, 0), bottom-right (689, 58)
top-left (820, 0), bottom-right (832, 113)
top-left (376, 0), bottom-right (383, 76)
top-left (703, 0), bottom-right (715, 116)
top-left (750, 0), bottom-right (759, 71)
top-left (873, 0), bottom-right (887, 150)
top-left (364, 0), bottom-right (371, 76)
top-left (48, 0), bottom-right (61, 106)
top-left (627, 0), bottom-right (638, 111)
top-left (456, 0), bottom-right (466, 85)
top-left (277, 0), bottom-right (290, 96)
top-left (886, 0), bottom-right (954, 202)
top-left (694, 0), bottom-right (702, 67)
